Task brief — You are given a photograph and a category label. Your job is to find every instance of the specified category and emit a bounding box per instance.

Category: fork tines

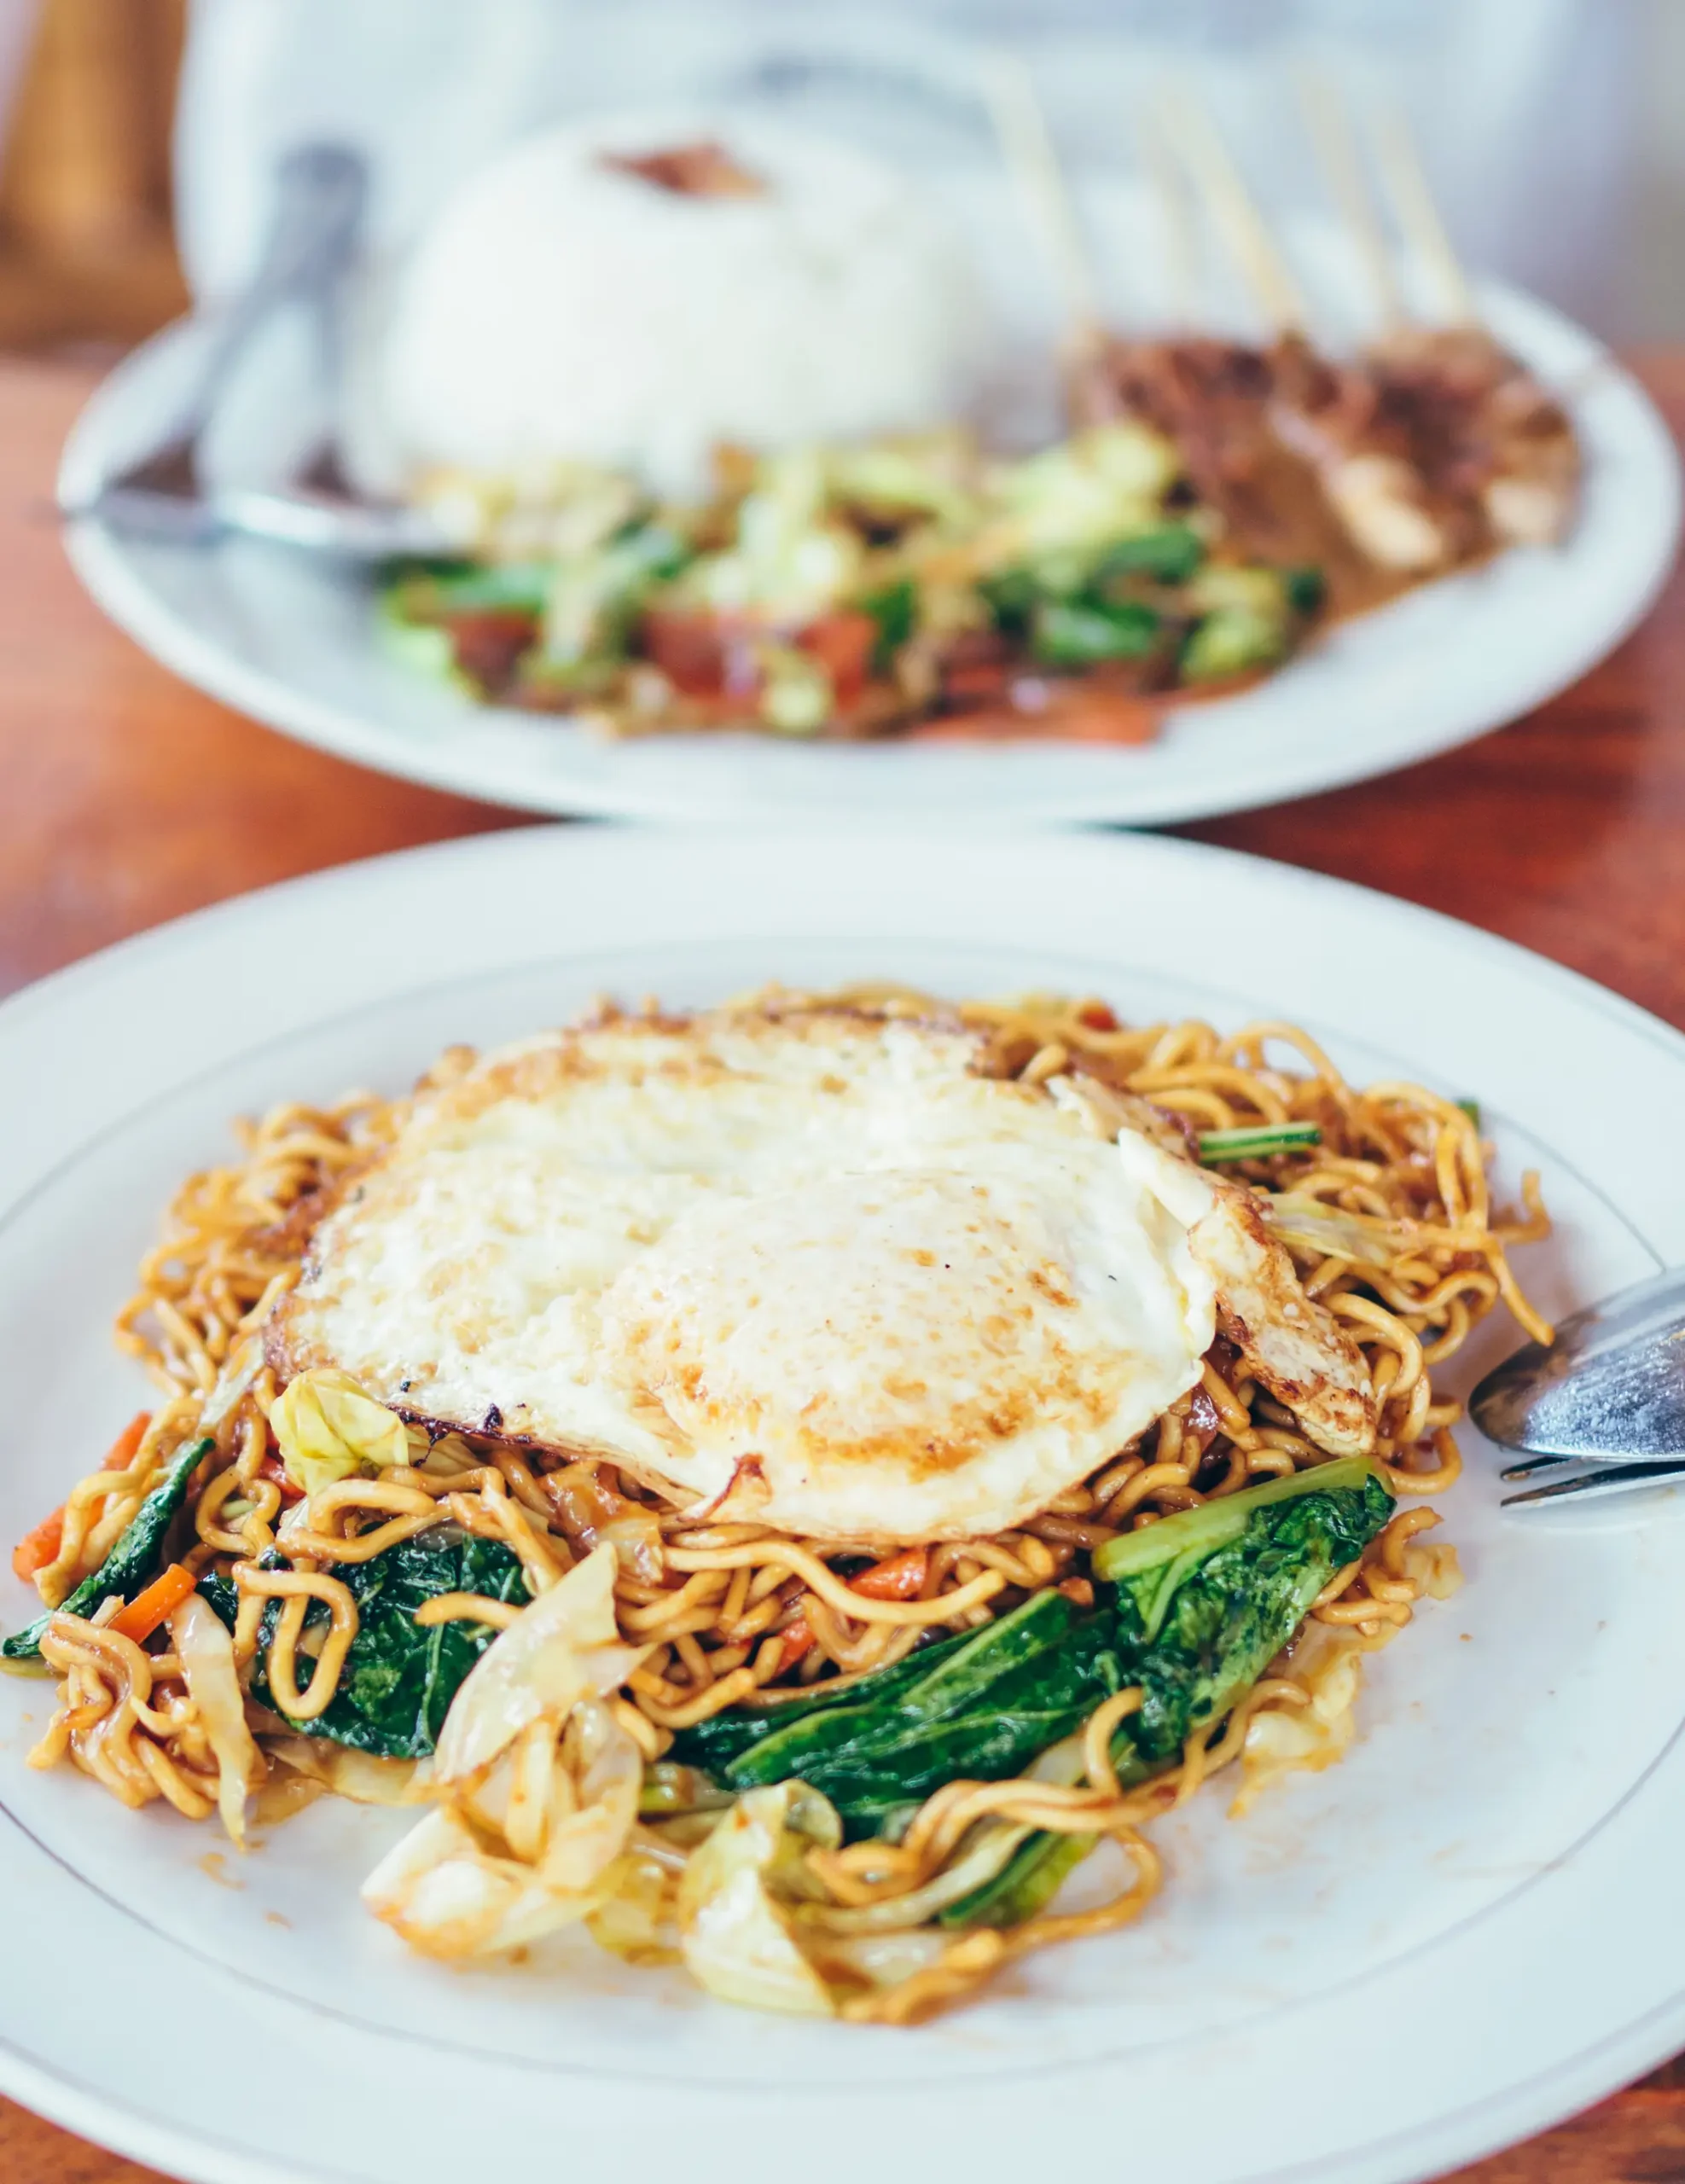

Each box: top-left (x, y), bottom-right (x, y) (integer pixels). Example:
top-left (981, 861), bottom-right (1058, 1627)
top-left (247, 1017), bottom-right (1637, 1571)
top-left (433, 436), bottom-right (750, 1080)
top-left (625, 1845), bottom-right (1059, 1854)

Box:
top-left (1500, 1455), bottom-right (1685, 1508)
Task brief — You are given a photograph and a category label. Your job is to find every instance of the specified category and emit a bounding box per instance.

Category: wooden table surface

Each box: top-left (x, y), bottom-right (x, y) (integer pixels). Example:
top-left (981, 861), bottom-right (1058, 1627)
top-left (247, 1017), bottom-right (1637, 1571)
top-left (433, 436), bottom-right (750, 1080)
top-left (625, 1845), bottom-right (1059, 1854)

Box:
top-left (2, 351), bottom-right (1682, 2183)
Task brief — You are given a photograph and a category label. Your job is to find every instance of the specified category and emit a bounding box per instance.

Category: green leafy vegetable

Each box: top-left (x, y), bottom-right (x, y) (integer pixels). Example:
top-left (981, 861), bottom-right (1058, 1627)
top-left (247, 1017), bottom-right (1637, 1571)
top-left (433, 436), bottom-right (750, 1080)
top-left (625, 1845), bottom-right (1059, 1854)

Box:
top-left (1100, 1462), bottom-right (1391, 1770)
top-left (947, 1463), bottom-right (1393, 1925)
top-left (1093, 523), bottom-right (1206, 586)
top-left (1095, 1458), bottom-right (1386, 1587)
top-left (383, 561), bottom-right (554, 619)
top-left (1031, 598), bottom-right (1160, 669)
top-left (1180, 604), bottom-right (1288, 682)
top-left (674, 1628), bottom-right (974, 1776)
top-left (977, 565), bottom-right (1039, 635)
top-left (675, 1591), bottom-right (1126, 1838)
top-left (3, 1437), bottom-right (212, 1663)
top-left (1456, 1098), bottom-right (1482, 1130)
top-left (940, 1826), bottom-right (1095, 1930)
top-left (677, 1463), bottom-right (1392, 1893)
top-left (1284, 564), bottom-right (1327, 615)
top-left (1197, 1122), bottom-right (1322, 1162)
top-left (857, 577), bottom-right (918, 669)
top-left (201, 1531), bottom-right (530, 1757)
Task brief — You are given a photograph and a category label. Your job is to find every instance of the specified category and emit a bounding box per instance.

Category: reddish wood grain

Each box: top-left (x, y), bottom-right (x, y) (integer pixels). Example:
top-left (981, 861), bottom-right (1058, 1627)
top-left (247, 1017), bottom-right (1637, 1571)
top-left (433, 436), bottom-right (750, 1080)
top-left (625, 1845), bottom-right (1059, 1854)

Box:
top-left (0, 352), bottom-right (1681, 2184)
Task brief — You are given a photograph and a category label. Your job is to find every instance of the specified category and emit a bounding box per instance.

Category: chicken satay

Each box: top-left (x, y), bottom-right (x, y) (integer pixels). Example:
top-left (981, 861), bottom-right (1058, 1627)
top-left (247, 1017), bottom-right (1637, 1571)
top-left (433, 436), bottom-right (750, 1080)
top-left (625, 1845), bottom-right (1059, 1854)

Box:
top-left (1360, 324), bottom-right (1579, 549)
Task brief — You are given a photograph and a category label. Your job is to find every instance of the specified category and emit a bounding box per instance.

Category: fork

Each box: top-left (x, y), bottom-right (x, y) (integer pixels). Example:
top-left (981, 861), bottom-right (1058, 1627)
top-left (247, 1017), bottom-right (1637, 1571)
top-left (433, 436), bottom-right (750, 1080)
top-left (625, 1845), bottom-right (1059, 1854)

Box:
top-left (1469, 1265), bottom-right (1685, 1506)
top-left (64, 142), bottom-right (458, 561)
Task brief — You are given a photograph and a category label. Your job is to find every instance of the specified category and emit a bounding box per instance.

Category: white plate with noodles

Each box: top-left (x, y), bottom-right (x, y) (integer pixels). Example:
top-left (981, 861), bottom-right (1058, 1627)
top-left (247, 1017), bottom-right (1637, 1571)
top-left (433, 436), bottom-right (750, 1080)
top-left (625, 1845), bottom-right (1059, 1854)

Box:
top-left (58, 168), bottom-right (1682, 829)
top-left (2, 824), bottom-right (1684, 2184)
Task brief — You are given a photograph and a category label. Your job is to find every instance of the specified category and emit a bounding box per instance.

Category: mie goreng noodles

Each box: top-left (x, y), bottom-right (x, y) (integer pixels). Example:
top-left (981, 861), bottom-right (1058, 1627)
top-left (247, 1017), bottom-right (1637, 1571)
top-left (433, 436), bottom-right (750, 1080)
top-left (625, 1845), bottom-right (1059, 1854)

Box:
top-left (8, 987), bottom-right (1548, 2024)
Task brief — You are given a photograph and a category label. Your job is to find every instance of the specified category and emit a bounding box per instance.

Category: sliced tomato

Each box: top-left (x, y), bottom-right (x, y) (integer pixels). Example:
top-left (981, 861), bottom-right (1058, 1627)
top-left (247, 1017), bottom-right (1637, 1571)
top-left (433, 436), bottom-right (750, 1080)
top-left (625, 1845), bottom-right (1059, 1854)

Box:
top-left (795, 611), bottom-right (877, 704)
top-left (444, 608), bottom-right (539, 696)
top-left (641, 608), bottom-right (762, 700)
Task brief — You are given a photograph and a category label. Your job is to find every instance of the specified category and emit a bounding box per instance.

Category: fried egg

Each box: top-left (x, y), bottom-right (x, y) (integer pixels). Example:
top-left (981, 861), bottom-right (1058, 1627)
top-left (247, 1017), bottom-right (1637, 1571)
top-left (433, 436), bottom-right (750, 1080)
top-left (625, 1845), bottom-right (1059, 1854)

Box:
top-left (268, 1009), bottom-right (1368, 1543)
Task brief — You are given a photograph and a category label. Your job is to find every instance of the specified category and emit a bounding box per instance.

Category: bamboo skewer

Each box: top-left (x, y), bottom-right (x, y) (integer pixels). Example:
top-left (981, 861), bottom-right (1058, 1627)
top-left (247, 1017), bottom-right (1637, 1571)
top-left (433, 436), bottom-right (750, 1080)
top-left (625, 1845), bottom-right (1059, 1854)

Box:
top-left (979, 49), bottom-right (1107, 369)
top-left (1371, 101), bottom-right (1478, 327)
top-left (1297, 67), bottom-right (1406, 332)
top-left (1141, 101), bottom-right (1202, 330)
top-left (1161, 83), bottom-right (1307, 336)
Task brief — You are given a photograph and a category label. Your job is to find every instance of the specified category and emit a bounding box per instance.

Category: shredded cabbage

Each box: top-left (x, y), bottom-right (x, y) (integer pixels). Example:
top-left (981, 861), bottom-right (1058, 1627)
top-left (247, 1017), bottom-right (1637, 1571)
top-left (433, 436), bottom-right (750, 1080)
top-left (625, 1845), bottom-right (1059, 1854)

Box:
top-left (1263, 1194), bottom-right (1403, 1269)
top-left (1232, 1623), bottom-right (1365, 1816)
top-left (263, 1735), bottom-right (432, 1807)
top-left (432, 1542), bottom-right (643, 1788)
top-left (268, 1368), bottom-right (412, 1496)
top-left (362, 1544), bottom-right (647, 1959)
top-left (169, 1591), bottom-right (261, 1844)
top-left (677, 1782), bottom-right (841, 2016)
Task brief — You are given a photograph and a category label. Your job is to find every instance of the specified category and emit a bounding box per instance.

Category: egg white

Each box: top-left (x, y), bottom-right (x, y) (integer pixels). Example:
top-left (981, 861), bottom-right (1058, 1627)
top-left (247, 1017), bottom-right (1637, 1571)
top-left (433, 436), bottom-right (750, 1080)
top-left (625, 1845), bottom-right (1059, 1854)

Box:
top-left (269, 1011), bottom-right (1221, 1542)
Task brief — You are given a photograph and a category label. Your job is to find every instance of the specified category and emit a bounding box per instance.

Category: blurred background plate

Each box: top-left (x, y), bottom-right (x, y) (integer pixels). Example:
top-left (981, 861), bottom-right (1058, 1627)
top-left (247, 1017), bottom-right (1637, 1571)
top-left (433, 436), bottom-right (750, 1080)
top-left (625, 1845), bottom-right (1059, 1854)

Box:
top-left (55, 211), bottom-right (1682, 828)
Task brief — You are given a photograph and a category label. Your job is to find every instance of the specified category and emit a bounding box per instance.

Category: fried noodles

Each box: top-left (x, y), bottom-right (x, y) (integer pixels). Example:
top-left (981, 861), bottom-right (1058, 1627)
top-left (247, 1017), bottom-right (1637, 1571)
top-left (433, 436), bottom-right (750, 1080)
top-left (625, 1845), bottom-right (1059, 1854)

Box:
top-left (15, 989), bottom-right (1550, 2021)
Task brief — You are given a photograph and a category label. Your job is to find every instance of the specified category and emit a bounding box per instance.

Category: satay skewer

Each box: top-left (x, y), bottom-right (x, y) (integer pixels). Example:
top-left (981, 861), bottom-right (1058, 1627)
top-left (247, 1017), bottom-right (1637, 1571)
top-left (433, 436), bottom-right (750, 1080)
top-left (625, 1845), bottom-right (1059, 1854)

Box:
top-left (978, 49), bottom-right (1107, 369)
top-left (1370, 100), bottom-right (1478, 327)
top-left (1297, 67), bottom-right (1406, 332)
top-left (1160, 83), bottom-right (1307, 336)
top-left (1141, 100), bottom-right (1203, 329)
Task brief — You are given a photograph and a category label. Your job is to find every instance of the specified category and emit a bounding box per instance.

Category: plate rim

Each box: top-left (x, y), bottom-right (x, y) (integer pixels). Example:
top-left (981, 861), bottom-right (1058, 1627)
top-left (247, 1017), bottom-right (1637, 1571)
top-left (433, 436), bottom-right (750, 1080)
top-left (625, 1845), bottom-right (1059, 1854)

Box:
top-left (5, 822), bottom-right (1685, 2184)
top-left (7, 819), bottom-right (1684, 1089)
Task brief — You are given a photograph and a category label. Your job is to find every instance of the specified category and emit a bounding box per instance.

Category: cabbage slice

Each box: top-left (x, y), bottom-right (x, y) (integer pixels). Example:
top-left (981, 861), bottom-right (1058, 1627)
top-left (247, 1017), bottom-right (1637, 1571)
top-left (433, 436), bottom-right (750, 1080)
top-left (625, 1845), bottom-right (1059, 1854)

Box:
top-left (268, 1368), bottom-right (413, 1496)
top-left (362, 1544), bottom-right (647, 1959)
top-left (677, 1782), bottom-right (840, 2017)
top-left (432, 1542), bottom-right (644, 1789)
top-left (169, 1590), bottom-right (262, 1845)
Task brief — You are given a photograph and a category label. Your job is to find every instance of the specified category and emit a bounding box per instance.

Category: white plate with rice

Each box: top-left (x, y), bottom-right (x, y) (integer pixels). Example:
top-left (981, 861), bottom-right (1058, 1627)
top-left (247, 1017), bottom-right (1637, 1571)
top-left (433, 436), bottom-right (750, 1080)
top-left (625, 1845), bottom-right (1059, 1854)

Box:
top-left (57, 141), bottom-right (1682, 828)
top-left (3, 824), bottom-right (1685, 2184)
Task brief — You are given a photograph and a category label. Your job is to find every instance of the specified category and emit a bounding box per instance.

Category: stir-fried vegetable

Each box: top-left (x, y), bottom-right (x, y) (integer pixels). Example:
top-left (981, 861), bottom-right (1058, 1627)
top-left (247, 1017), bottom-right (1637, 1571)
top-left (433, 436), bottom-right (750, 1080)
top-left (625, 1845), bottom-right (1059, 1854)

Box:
top-left (677, 1463), bottom-right (1392, 1879)
top-left (3, 1436), bottom-right (212, 1662)
top-left (168, 1589), bottom-right (261, 1844)
top-left (200, 1531), bottom-right (532, 1758)
top-left (108, 1561), bottom-right (198, 1645)
top-left (1197, 1121), bottom-right (1322, 1162)
top-left (675, 1590), bottom-right (1118, 1838)
top-left (11, 1413), bottom-right (149, 1584)
top-left (430, 1542), bottom-right (642, 1787)
top-left (10, 1505), bottom-right (64, 1583)
top-left (269, 1366), bottom-right (413, 1496)
top-left (1261, 1194), bottom-right (1402, 1269)
top-left (362, 1545), bottom-right (648, 1957)
top-left (677, 1780), bottom-right (843, 2016)
top-left (380, 417), bottom-right (1327, 735)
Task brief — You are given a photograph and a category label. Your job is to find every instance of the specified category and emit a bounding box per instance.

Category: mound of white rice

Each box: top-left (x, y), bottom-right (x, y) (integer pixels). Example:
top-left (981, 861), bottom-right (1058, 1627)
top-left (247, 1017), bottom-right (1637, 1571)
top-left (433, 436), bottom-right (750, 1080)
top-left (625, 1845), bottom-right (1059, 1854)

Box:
top-left (373, 112), bottom-right (987, 500)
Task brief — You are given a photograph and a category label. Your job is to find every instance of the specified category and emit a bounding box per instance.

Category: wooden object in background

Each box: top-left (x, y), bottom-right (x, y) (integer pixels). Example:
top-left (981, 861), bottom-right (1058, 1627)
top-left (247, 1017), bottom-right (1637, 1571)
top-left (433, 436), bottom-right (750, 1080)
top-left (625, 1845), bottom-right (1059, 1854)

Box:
top-left (0, 0), bottom-right (187, 351)
top-left (0, 351), bottom-right (1682, 2179)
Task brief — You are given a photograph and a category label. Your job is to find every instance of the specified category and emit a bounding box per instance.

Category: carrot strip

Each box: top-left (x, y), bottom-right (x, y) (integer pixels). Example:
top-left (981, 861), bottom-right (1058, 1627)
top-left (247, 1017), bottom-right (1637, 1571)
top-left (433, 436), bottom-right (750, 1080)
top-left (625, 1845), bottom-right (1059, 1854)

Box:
top-left (259, 1453), bottom-right (305, 1505)
top-left (849, 1548), bottom-right (931, 1601)
top-left (105, 1412), bottom-right (152, 1471)
top-left (108, 1563), bottom-right (198, 1646)
top-left (11, 1507), bottom-right (64, 1582)
top-left (777, 1619), bottom-right (816, 1672)
top-left (13, 1412), bottom-right (154, 1583)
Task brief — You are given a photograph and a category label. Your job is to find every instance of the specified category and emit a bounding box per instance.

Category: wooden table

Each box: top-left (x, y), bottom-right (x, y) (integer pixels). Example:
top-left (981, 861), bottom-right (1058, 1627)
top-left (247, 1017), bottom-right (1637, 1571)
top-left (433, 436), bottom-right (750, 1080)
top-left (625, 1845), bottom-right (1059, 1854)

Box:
top-left (2, 352), bottom-right (1682, 2184)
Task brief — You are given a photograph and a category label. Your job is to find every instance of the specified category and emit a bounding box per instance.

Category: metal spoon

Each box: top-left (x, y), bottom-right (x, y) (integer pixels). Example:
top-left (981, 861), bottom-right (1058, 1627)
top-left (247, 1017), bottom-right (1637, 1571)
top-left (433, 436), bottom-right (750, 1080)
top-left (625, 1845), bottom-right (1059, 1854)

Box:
top-left (64, 142), bottom-right (457, 561)
top-left (1469, 1265), bottom-right (1685, 1505)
